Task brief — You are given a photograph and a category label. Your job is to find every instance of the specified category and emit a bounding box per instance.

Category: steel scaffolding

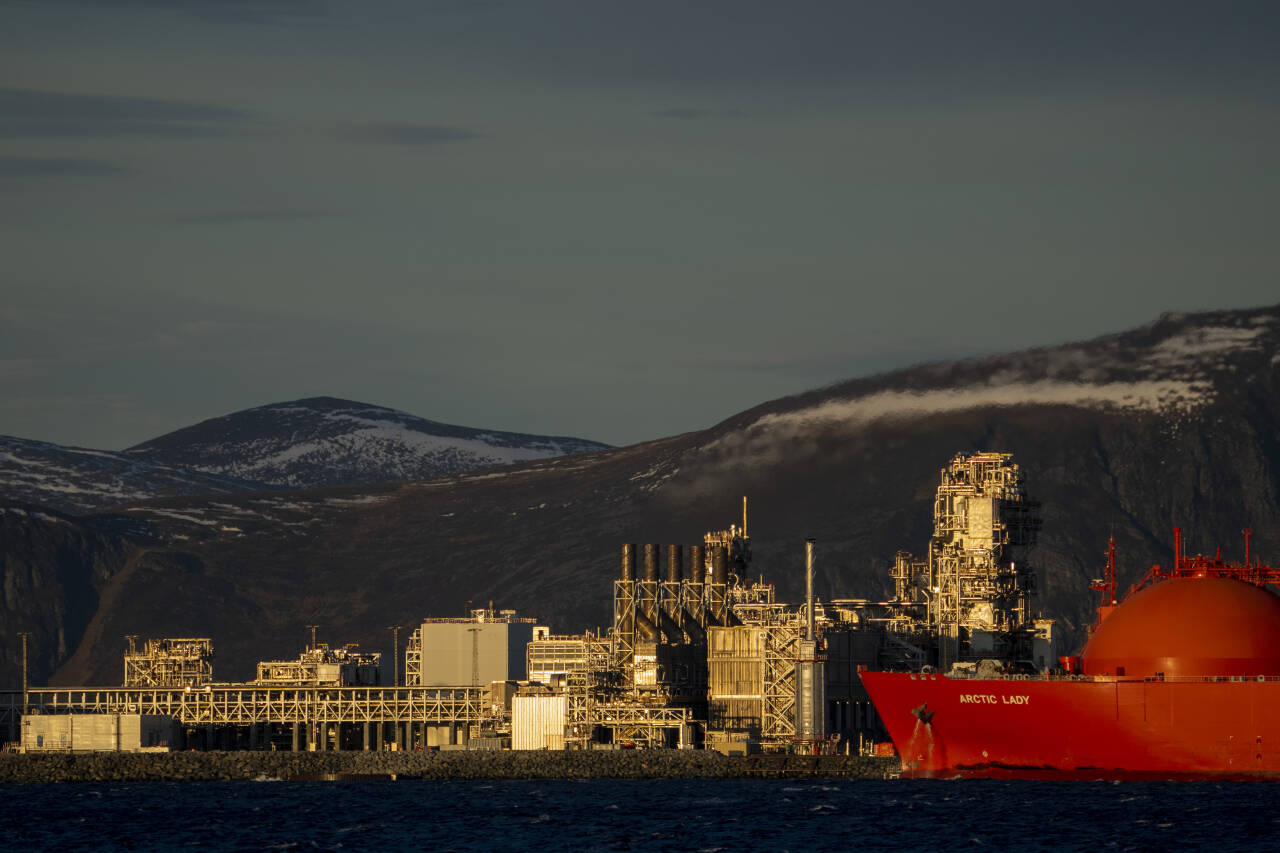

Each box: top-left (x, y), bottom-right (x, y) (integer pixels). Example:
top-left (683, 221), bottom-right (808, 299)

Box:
top-left (761, 622), bottom-right (801, 746)
top-left (885, 452), bottom-right (1043, 670)
top-left (123, 638), bottom-right (213, 688)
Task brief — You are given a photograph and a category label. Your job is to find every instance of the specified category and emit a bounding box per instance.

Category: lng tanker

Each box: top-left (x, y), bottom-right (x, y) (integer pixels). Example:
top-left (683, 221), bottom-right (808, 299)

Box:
top-left (861, 529), bottom-right (1280, 779)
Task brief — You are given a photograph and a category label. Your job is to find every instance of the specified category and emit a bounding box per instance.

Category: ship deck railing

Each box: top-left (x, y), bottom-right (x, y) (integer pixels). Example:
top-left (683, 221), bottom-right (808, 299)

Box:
top-left (906, 672), bottom-right (1280, 683)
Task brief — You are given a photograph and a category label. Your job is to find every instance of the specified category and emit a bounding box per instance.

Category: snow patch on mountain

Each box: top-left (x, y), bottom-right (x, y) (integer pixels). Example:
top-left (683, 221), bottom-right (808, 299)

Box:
top-left (745, 379), bottom-right (1206, 436)
top-left (711, 311), bottom-right (1277, 450)
top-left (0, 435), bottom-right (272, 515)
top-left (1147, 325), bottom-right (1266, 361)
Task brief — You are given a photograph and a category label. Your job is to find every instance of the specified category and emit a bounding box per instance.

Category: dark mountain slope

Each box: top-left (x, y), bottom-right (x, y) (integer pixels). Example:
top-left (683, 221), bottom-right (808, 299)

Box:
top-left (0, 436), bottom-right (275, 515)
top-left (0, 505), bottom-right (150, 683)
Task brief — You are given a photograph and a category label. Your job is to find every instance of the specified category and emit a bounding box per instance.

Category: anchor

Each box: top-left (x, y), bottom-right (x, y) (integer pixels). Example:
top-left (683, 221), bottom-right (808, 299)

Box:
top-left (911, 703), bottom-right (934, 725)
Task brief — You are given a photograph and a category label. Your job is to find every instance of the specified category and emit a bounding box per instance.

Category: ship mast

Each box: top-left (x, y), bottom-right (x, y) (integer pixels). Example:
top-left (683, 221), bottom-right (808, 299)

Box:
top-left (1089, 536), bottom-right (1119, 631)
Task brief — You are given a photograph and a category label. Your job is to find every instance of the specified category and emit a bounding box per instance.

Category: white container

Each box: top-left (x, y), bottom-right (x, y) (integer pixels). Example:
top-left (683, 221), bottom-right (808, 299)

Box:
top-left (511, 694), bottom-right (568, 750)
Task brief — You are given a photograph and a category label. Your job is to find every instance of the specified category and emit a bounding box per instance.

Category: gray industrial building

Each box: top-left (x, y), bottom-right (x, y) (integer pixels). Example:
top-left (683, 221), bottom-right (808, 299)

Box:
top-left (405, 609), bottom-right (535, 687)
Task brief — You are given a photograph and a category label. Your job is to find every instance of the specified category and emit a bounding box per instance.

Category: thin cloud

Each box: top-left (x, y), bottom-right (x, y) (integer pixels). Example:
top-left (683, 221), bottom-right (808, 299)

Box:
top-left (0, 155), bottom-right (131, 178)
top-left (0, 0), bottom-right (323, 24)
top-left (172, 208), bottom-right (338, 225)
top-left (0, 88), bottom-right (254, 140)
top-left (653, 109), bottom-right (713, 120)
top-left (339, 123), bottom-right (483, 146)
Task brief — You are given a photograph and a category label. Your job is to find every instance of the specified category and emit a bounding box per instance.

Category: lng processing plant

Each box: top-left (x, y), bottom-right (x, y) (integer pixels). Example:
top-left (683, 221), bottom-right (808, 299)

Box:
top-left (3, 452), bottom-right (1058, 755)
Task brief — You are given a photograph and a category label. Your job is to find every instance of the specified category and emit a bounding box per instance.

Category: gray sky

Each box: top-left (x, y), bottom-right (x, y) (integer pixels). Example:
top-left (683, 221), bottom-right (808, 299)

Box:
top-left (3, 1), bottom-right (1278, 450)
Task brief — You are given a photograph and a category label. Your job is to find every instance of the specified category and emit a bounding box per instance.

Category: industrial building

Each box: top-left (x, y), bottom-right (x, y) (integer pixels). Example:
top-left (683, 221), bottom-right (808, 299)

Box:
top-left (123, 638), bottom-right (213, 688)
top-left (405, 608), bottom-right (534, 687)
top-left (3, 451), bottom-right (1054, 756)
top-left (255, 643), bottom-right (381, 687)
top-left (22, 714), bottom-right (178, 753)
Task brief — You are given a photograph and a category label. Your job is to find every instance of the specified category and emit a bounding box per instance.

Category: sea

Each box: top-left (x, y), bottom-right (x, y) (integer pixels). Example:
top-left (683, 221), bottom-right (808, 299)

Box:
top-left (3, 779), bottom-right (1277, 852)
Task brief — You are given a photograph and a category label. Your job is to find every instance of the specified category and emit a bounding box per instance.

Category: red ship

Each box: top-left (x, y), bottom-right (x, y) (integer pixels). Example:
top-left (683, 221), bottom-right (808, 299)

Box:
top-left (861, 529), bottom-right (1280, 779)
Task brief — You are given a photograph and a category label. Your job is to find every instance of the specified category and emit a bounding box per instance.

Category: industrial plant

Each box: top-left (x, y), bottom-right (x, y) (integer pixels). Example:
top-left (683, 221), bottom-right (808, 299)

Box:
top-left (4, 452), bottom-right (1056, 756)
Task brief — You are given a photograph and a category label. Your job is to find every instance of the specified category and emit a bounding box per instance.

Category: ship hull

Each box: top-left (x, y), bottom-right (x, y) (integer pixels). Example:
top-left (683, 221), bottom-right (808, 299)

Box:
top-left (860, 671), bottom-right (1280, 779)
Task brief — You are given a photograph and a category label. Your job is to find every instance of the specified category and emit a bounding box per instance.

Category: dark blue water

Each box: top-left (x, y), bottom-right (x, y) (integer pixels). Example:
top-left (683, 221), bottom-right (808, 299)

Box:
top-left (3, 779), bottom-right (1278, 852)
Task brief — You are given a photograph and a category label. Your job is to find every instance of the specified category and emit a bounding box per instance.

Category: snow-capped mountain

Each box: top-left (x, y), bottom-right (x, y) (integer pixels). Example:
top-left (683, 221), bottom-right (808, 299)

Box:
top-left (0, 436), bottom-right (274, 515)
top-left (124, 397), bottom-right (612, 488)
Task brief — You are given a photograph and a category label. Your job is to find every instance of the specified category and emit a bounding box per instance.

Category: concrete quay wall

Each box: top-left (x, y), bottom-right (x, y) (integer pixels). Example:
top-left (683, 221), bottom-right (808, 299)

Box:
top-left (0, 751), bottom-right (899, 783)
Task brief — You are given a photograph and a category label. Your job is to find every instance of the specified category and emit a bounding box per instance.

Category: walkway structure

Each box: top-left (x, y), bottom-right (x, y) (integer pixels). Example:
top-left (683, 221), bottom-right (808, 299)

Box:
top-left (2, 685), bottom-right (489, 751)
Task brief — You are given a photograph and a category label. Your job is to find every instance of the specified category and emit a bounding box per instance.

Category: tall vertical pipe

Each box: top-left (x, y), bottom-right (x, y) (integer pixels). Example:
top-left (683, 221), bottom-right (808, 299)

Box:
top-left (19, 632), bottom-right (29, 713)
top-left (686, 544), bottom-right (706, 629)
top-left (388, 625), bottom-right (401, 686)
top-left (805, 539), bottom-right (816, 642)
top-left (621, 544), bottom-right (636, 580)
top-left (711, 546), bottom-right (728, 585)
top-left (1173, 527), bottom-right (1182, 572)
top-left (643, 544), bottom-right (660, 581)
top-left (666, 544), bottom-right (683, 584)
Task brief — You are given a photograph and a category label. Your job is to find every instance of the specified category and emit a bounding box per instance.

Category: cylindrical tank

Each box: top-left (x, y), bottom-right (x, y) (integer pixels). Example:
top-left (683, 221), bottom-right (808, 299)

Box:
top-left (643, 544), bottom-right (660, 582)
top-left (620, 544), bottom-right (636, 581)
top-left (711, 546), bottom-right (728, 585)
top-left (689, 545), bottom-right (705, 581)
top-left (666, 545), bottom-right (683, 584)
top-left (1080, 576), bottom-right (1280, 678)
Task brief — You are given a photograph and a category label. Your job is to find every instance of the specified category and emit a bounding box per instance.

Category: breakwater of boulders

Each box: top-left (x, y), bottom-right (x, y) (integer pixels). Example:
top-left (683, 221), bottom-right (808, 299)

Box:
top-left (0, 750), bottom-right (899, 783)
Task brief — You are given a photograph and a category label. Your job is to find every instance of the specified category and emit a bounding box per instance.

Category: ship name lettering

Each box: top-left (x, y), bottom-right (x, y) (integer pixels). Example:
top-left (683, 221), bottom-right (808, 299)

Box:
top-left (958, 694), bottom-right (1030, 706)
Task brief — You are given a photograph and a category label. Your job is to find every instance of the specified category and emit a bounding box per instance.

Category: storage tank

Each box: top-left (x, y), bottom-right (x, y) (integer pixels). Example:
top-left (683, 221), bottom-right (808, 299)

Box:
top-left (1080, 575), bottom-right (1280, 678)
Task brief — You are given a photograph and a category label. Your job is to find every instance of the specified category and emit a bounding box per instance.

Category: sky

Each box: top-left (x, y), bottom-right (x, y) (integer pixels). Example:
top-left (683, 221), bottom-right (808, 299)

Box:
top-left (2, 1), bottom-right (1279, 450)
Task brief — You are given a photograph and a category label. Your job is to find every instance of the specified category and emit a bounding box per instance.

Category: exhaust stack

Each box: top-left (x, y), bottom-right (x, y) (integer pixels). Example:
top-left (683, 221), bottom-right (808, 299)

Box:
top-left (806, 538), bottom-right (815, 641)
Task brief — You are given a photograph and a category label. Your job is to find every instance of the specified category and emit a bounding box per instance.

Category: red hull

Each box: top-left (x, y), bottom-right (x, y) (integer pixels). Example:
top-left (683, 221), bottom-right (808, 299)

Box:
top-left (860, 671), bottom-right (1280, 779)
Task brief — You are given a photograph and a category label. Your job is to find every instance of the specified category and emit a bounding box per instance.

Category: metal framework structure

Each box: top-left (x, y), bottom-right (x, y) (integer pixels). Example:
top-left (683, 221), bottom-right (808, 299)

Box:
top-left (887, 452), bottom-right (1042, 670)
top-left (761, 621), bottom-right (802, 746)
top-left (562, 637), bottom-right (617, 748)
top-left (4, 685), bottom-right (490, 750)
top-left (255, 643), bottom-right (380, 687)
top-left (1121, 527), bottom-right (1280, 598)
top-left (612, 577), bottom-right (638, 669)
top-left (593, 702), bottom-right (694, 749)
top-left (123, 638), bottom-right (213, 688)
top-left (13, 685), bottom-right (483, 724)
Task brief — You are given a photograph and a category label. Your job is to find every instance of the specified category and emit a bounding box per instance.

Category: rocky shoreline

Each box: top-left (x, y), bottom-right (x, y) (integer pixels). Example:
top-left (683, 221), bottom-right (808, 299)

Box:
top-left (0, 751), bottom-right (899, 783)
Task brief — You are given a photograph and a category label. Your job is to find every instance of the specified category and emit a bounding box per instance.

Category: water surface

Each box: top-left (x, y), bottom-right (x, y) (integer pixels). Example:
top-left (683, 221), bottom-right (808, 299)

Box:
top-left (3, 778), bottom-right (1277, 851)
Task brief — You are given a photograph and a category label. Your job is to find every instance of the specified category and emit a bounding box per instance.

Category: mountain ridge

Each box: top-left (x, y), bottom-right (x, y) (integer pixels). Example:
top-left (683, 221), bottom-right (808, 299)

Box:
top-left (3, 304), bottom-right (1277, 686)
top-left (0, 397), bottom-right (612, 514)
top-left (124, 396), bottom-right (613, 489)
